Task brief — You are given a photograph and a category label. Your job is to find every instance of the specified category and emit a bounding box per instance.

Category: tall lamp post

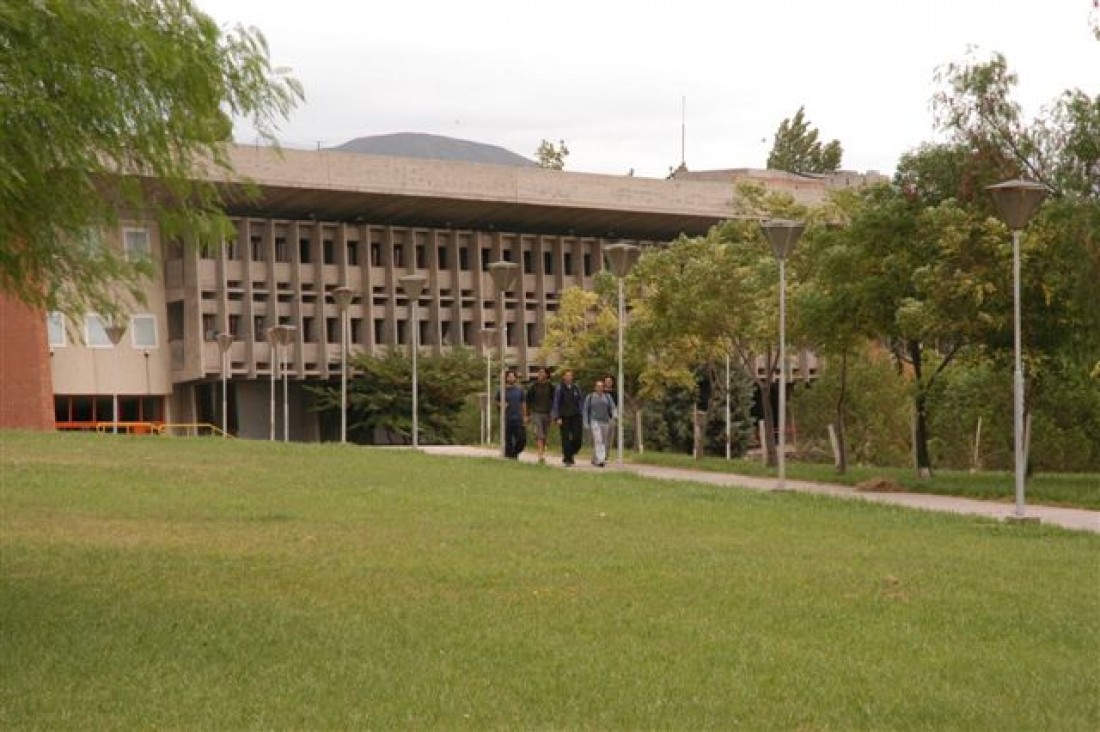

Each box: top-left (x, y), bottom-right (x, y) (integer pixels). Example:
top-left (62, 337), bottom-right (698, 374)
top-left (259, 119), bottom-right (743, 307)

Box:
top-left (333, 286), bottom-right (354, 444)
top-left (400, 274), bottom-right (428, 448)
top-left (480, 327), bottom-right (498, 446)
top-left (104, 320), bottom-right (128, 435)
top-left (266, 325), bottom-right (280, 441)
top-left (760, 219), bottom-right (805, 491)
top-left (488, 260), bottom-right (519, 458)
top-left (278, 325), bottom-right (296, 442)
top-left (603, 242), bottom-right (640, 467)
top-left (215, 331), bottom-right (233, 437)
top-left (987, 179), bottom-right (1048, 522)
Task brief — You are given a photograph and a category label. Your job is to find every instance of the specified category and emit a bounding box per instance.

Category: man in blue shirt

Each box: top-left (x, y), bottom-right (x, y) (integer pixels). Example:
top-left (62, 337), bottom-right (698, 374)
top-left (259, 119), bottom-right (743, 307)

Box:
top-left (498, 369), bottom-right (527, 459)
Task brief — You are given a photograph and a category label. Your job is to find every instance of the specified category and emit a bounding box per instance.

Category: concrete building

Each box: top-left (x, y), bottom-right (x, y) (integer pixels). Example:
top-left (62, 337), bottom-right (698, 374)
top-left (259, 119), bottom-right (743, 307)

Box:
top-left (38, 143), bottom-right (759, 440)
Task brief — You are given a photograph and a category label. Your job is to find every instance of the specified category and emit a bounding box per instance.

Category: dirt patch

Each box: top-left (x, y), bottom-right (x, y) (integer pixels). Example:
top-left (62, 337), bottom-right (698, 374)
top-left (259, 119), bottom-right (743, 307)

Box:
top-left (855, 477), bottom-right (908, 493)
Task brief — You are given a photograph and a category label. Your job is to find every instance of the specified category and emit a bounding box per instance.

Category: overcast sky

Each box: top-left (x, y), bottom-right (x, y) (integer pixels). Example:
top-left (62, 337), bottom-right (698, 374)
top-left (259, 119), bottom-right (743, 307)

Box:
top-left (196, 0), bottom-right (1098, 179)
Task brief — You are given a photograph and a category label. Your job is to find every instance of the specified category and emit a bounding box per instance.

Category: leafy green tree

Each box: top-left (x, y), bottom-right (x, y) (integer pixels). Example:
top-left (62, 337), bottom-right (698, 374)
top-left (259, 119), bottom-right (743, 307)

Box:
top-left (535, 139), bottom-right (569, 170)
top-left (310, 348), bottom-right (482, 444)
top-left (766, 106), bottom-right (843, 174)
top-left (0, 0), bottom-right (302, 315)
top-left (789, 342), bottom-right (912, 468)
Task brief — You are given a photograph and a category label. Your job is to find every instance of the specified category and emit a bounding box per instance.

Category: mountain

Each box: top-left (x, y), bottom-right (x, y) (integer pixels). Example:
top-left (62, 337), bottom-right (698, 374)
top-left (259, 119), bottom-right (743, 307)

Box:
top-left (330, 132), bottom-right (536, 167)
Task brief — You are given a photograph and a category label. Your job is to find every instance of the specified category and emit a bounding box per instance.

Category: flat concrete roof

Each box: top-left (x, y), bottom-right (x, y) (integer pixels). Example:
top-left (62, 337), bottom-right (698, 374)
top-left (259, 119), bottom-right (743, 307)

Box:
top-left (211, 145), bottom-right (742, 240)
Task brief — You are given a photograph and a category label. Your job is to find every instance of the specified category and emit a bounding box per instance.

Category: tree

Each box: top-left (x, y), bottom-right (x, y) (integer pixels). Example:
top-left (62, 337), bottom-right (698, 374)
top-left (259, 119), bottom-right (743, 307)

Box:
top-left (309, 348), bottom-right (482, 444)
top-left (535, 139), bottom-right (569, 170)
top-left (0, 0), bottom-right (302, 315)
top-left (766, 106), bottom-right (843, 174)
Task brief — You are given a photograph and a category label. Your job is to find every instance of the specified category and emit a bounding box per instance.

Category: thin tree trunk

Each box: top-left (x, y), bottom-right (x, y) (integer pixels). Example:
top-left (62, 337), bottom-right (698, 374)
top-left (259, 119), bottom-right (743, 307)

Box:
top-left (909, 340), bottom-right (933, 479)
top-left (834, 349), bottom-right (848, 474)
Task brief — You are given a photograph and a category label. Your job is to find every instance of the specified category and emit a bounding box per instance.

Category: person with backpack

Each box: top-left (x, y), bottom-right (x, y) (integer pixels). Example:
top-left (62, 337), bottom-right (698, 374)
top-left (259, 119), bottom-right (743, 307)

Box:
top-left (583, 377), bottom-right (617, 467)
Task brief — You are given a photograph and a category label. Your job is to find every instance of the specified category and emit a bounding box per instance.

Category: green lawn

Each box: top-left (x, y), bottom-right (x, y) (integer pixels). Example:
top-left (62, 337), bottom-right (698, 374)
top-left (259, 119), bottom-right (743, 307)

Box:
top-left (633, 451), bottom-right (1100, 510)
top-left (2, 432), bottom-right (1098, 730)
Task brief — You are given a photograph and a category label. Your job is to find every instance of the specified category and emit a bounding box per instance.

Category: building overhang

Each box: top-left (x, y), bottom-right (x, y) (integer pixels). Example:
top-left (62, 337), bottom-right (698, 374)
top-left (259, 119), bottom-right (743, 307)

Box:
top-left (211, 145), bottom-right (743, 240)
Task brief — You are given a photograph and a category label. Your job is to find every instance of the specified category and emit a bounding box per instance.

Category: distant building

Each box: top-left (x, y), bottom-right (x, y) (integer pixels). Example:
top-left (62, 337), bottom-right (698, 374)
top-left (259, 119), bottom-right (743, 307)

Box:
top-left (673, 167), bottom-right (889, 207)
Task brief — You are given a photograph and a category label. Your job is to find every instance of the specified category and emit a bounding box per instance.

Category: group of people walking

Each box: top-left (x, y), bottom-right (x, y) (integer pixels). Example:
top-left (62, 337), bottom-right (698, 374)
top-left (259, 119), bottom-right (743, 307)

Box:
top-left (498, 368), bottom-right (618, 467)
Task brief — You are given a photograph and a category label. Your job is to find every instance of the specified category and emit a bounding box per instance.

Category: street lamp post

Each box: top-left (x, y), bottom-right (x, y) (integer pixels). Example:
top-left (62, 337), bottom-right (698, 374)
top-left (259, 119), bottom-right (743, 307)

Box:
top-left (400, 274), bottom-right (428, 448)
top-left (266, 325), bottom-right (279, 441)
top-left (488, 261), bottom-right (520, 458)
top-left (760, 219), bottom-right (805, 491)
top-left (480, 327), bottom-right (498, 446)
top-left (987, 179), bottom-right (1049, 522)
top-left (278, 325), bottom-right (296, 442)
top-left (333, 286), bottom-right (354, 444)
top-left (104, 320), bottom-right (128, 435)
top-left (215, 331), bottom-right (233, 437)
top-left (603, 242), bottom-right (640, 467)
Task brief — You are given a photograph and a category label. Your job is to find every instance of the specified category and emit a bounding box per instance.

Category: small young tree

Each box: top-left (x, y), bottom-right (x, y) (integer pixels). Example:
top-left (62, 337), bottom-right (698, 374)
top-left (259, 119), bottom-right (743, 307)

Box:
top-left (535, 139), bottom-right (569, 170)
top-left (766, 107), bottom-right (843, 174)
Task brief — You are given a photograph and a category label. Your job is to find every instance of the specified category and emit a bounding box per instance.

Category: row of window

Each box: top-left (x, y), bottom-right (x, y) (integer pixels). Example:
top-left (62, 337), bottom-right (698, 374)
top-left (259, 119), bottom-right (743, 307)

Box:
top-left (201, 315), bottom-right (535, 348)
top-left (47, 313), bottom-right (158, 349)
top-left (194, 238), bottom-right (597, 276)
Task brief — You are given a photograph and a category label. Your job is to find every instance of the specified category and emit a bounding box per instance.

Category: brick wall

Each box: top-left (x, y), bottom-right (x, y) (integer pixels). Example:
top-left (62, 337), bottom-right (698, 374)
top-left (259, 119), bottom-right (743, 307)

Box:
top-left (0, 293), bottom-right (54, 430)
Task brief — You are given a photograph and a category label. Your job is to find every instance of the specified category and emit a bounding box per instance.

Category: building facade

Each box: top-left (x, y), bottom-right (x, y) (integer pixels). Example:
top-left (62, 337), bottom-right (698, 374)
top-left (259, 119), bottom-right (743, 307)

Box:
top-left (39, 144), bottom-right (759, 440)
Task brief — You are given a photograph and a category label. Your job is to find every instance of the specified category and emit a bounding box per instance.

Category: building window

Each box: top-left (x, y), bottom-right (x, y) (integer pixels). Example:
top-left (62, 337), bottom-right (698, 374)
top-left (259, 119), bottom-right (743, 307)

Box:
top-left (131, 314), bottom-right (158, 348)
top-left (228, 315), bottom-right (242, 338)
top-left (416, 245), bottom-right (426, 269)
top-left (47, 312), bottom-right (66, 347)
top-left (85, 314), bottom-right (111, 347)
top-left (370, 242), bottom-right (381, 267)
top-left (323, 240), bottom-right (335, 265)
top-left (583, 253), bottom-right (593, 276)
top-left (225, 238), bottom-right (239, 260)
top-left (437, 245), bottom-right (449, 269)
top-left (480, 247), bottom-right (491, 271)
top-left (325, 317), bottom-right (339, 343)
top-left (202, 314), bottom-right (216, 341)
top-left (543, 251), bottom-right (554, 275)
top-left (394, 244), bottom-right (405, 269)
top-left (253, 316), bottom-right (267, 341)
top-left (563, 252), bottom-right (574, 276)
top-left (347, 241), bottom-right (360, 266)
top-left (123, 228), bottom-right (150, 261)
top-left (373, 319), bottom-right (385, 345)
top-left (523, 250), bottom-right (534, 274)
top-left (459, 246), bottom-right (470, 271)
top-left (299, 239), bottom-right (312, 264)
top-left (167, 302), bottom-right (184, 341)
top-left (350, 318), bottom-right (363, 345)
top-left (274, 237), bottom-right (290, 263)
top-left (250, 237), bottom-right (264, 262)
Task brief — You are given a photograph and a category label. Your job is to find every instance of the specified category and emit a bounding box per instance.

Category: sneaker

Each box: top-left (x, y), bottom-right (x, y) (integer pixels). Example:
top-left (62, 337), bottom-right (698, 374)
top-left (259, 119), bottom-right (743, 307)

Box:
top-left (598, 462), bottom-right (606, 468)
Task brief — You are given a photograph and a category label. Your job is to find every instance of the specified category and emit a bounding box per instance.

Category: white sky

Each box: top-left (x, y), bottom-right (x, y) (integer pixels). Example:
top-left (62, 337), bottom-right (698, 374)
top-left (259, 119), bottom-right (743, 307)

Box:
top-left (196, 0), bottom-right (1098, 178)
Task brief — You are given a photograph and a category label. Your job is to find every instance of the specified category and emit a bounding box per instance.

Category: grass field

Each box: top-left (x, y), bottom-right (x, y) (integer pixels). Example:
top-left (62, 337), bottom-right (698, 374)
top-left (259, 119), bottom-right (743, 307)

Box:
top-left (633, 452), bottom-right (1100, 510)
top-left (2, 432), bottom-right (1098, 730)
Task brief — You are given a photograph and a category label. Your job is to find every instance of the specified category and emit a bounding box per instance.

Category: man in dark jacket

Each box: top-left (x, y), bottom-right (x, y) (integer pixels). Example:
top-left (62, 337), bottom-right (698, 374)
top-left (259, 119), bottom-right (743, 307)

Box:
top-left (550, 369), bottom-right (584, 467)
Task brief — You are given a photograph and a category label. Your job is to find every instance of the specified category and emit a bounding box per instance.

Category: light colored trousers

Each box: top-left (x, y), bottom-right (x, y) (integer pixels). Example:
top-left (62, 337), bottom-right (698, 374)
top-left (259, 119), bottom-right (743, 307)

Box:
top-left (590, 421), bottom-right (611, 464)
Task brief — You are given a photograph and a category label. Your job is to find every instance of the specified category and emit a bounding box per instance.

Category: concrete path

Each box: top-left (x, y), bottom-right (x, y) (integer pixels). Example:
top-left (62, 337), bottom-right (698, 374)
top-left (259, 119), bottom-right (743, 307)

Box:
top-left (421, 445), bottom-right (1100, 534)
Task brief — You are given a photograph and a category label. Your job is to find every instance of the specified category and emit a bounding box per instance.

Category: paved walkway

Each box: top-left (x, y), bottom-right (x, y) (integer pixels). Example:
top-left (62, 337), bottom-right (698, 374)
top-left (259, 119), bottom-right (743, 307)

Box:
top-left (421, 445), bottom-right (1100, 534)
